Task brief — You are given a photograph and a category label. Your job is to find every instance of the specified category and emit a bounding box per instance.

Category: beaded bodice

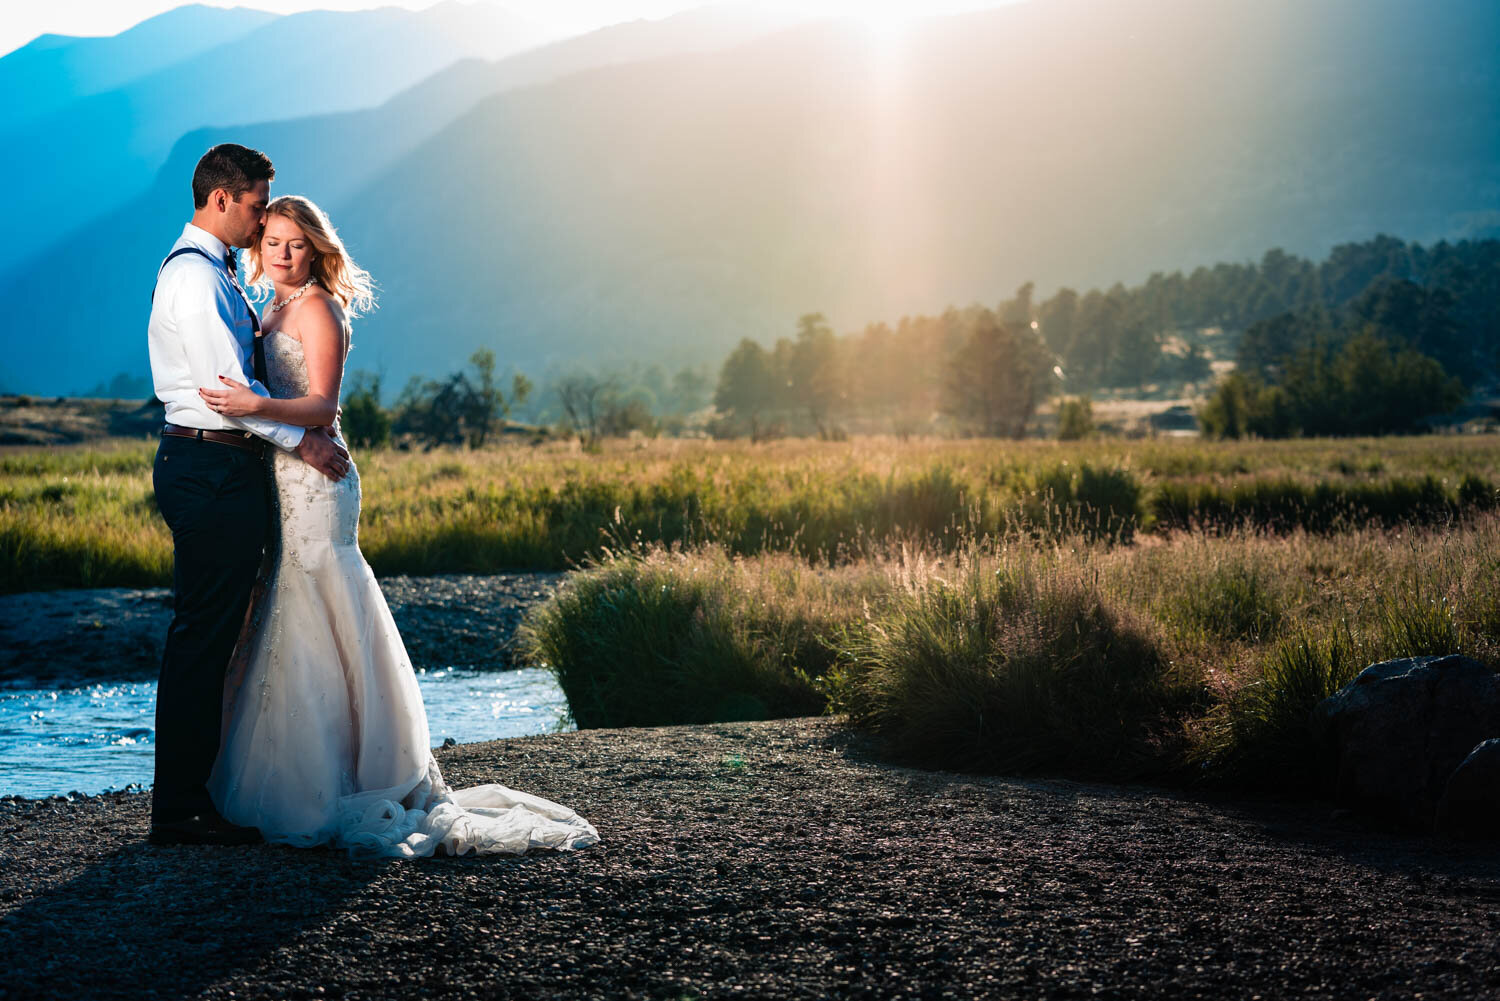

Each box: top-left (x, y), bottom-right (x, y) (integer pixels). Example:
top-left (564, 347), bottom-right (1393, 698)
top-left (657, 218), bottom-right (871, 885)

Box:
top-left (263, 330), bottom-right (311, 398)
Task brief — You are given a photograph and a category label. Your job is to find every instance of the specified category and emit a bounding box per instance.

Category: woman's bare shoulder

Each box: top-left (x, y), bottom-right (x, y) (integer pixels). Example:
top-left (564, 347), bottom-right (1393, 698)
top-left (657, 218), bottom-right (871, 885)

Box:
top-left (296, 288), bottom-right (348, 337)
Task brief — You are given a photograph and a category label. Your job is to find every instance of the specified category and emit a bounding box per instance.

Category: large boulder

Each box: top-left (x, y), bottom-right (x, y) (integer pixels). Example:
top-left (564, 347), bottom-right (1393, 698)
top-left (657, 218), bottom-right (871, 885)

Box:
top-left (1436, 739), bottom-right (1500, 840)
top-left (1313, 655), bottom-right (1500, 830)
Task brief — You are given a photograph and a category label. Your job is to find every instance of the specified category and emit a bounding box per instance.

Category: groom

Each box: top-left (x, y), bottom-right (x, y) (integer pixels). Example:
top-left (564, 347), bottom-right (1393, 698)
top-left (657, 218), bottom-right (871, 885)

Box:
top-left (146, 143), bottom-right (349, 846)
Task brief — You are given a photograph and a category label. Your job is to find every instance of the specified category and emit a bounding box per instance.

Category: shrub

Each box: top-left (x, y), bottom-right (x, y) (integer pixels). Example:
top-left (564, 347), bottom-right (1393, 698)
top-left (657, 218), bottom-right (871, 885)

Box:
top-left (519, 548), bottom-right (832, 728)
top-left (1056, 396), bottom-right (1094, 440)
top-left (1377, 591), bottom-right (1462, 658)
top-left (598, 399), bottom-right (657, 438)
top-left (1151, 475), bottom-right (1459, 534)
top-left (845, 562), bottom-right (1198, 778)
top-left (1459, 474), bottom-right (1499, 511)
top-left (513, 514), bottom-right (1500, 790)
top-left (1018, 463), bottom-right (1142, 543)
top-left (1197, 626), bottom-right (1361, 791)
top-left (341, 373), bottom-right (391, 449)
top-left (1199, 372), bottom-right (1292, 439)
top-left (393, 351), bottom-right (530, 448)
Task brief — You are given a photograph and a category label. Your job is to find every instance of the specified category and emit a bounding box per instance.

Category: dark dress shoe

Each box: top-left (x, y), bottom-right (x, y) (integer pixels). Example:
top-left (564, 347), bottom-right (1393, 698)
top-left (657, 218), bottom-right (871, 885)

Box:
top-left (148, 813), bottom-right (263, 846)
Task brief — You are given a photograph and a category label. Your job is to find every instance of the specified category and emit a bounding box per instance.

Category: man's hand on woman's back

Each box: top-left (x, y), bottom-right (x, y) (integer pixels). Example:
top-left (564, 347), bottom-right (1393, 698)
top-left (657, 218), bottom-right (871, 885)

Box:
top-left (296, 426), bottom-right (350, 480)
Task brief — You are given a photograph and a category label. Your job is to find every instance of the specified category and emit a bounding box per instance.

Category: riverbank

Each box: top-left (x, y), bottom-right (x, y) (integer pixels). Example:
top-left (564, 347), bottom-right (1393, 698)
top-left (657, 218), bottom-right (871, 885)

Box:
top-left (2, 717), bottom-right (1497, 1000)
top-left (0, 573), bottom-right (562, 685)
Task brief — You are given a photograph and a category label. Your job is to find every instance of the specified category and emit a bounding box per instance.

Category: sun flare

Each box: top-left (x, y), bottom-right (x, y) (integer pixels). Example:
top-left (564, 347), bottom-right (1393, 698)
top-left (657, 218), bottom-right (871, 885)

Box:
top-left (852, 1), bottom-right (914, 33)
top-left (794, 0), bottom-right (1014, 34)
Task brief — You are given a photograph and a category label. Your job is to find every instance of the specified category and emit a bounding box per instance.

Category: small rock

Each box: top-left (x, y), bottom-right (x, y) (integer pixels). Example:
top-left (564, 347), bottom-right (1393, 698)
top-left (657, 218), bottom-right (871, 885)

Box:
top-left (1436, 739), bottom-right (1500, 839)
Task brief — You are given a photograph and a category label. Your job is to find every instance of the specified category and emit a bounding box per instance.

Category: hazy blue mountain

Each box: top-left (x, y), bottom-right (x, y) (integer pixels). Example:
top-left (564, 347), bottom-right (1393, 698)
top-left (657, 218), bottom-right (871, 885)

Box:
top-left (0, 3), bottom-right (802, 395)
top-left (458, 2), bottom-right (802, 91)
top-left (2, 0), bottom-right (1496, 396)
top-left (323, 0), bottom-right (1499, 387)
top-left (148, 2), bottom-right (807, 221)
top-left (0, 1), bottom-right (555, 275)
top-left (0, 5), bottom-right (276, 134)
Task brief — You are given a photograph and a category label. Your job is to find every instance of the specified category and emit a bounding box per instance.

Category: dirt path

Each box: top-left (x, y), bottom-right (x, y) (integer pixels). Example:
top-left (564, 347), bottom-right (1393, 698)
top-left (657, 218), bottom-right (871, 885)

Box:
top-left (2, 717), bottom-right (1497, 1000)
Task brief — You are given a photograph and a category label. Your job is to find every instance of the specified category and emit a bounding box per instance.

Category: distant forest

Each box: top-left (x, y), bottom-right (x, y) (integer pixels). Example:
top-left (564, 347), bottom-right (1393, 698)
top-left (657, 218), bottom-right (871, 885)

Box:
top-left (76, 234), bottom-right (1496, 445)
top-left (348, 234), bottom-right (1500, 446)
top-left (708, 235), bottom-right (1500, 439)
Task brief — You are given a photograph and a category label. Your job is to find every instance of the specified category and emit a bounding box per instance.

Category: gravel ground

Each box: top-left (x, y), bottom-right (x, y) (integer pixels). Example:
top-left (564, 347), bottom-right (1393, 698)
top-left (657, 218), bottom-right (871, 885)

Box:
top-left (3, 716), bottom-right (1499, 1001)
top-left (0, 574), bottom-right (563, 685)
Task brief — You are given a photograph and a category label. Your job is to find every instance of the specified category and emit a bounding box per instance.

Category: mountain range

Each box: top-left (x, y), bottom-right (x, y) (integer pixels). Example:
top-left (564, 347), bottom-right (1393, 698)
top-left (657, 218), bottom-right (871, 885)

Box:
top-left (0, 4), bottom-right (278, 134)
top-left (0, 1), bottom-right (557, 276)
top-left (1, 0), bottom-right (1497, 396)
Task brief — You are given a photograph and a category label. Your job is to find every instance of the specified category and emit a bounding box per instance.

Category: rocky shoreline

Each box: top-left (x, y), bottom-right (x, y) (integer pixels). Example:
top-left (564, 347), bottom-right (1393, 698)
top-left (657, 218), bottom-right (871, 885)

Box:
top-left (0, 573), bottom-right (563, 685)
top-left (3, 716), bottom-right (1499, 1000)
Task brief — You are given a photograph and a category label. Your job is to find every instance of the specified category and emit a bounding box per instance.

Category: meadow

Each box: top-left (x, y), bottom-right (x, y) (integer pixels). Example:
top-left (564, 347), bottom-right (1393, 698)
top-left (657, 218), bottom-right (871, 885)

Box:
top-left (522, 513), bottom-right (1500, 791)
top-left (6, 431), bottom-right (1499, 791)
top-left (4, 433), bottom-right (1499, 592)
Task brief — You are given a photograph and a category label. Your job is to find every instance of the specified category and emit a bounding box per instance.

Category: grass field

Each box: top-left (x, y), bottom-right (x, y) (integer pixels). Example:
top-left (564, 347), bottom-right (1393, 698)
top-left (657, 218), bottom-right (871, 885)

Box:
top-left (8, 431), bottom-right (1498, 789)
top-left (4, 433), bottom-right (1500, 592)
top-left (521, 513), bottom-right (1500, 789)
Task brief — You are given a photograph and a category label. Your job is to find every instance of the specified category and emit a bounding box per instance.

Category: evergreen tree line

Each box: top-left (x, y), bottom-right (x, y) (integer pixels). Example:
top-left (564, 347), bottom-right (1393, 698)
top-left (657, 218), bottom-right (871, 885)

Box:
top-left (1202, 238), bottom-right (1499, 437)
top-left (1043, 234), bottom-right (1497, 389)
top-left (711, 235), bottom-right (1499, 439)
top-left (340, 234), bottom-right (1497, 447)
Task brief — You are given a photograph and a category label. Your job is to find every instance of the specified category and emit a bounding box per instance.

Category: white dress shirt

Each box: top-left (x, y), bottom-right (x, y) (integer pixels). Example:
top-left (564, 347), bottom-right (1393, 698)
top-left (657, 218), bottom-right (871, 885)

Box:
top-left (147, 223), bottom-right (305, 450)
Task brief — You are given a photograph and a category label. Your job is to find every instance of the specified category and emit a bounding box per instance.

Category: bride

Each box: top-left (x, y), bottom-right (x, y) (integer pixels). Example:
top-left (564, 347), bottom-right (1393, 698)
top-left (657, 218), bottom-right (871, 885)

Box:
top-left (197, 195), bottom-right (598, 858)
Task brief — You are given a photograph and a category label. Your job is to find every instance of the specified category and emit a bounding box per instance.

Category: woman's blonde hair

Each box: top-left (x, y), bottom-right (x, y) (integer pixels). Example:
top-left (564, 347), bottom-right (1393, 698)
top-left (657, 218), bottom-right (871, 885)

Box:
top-left (247, 195), bottom-right (376, 317)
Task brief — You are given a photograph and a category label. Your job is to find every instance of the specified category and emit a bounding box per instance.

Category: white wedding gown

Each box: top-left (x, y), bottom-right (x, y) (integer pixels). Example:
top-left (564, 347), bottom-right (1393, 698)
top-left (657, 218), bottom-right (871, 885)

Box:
top-left (208, 325), bottom-right (598, 858)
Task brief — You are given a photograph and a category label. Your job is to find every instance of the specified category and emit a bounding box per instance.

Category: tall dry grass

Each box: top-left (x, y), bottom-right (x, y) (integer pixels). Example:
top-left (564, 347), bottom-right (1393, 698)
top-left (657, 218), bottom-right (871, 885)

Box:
top-left (522, 513), bottom-right (1500, 787)
top-left (6, 434), bottom-right (1499, 592)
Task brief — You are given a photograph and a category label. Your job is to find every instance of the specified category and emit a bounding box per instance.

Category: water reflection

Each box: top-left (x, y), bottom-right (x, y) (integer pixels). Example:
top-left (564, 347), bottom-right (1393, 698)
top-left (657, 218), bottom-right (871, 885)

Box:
top-left (0, 668), bottom-right (571, 799)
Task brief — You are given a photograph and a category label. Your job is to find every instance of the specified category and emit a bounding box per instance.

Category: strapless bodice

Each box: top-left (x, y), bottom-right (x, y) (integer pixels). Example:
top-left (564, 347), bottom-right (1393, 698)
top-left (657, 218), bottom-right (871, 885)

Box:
top-left (262, 330), bottom-right (342, 439)
top-left (263, 330), bottom-right (312, 399)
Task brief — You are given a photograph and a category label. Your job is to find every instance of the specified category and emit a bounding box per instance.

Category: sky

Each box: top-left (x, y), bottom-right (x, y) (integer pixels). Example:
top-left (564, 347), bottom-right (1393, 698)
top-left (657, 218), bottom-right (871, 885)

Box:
top-left (0, 0), bottom-right (1014, 59)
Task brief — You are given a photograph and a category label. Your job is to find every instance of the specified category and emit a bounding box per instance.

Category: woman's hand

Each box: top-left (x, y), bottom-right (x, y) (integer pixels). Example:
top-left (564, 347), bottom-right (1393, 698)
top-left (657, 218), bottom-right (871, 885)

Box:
top-left (199, 376), bottom-right (263, 418)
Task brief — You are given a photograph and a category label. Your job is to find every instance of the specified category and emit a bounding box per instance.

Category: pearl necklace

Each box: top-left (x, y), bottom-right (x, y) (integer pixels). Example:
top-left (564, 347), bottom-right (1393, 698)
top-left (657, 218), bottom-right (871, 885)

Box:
top-left (270, 278), bottom-right (318, 313)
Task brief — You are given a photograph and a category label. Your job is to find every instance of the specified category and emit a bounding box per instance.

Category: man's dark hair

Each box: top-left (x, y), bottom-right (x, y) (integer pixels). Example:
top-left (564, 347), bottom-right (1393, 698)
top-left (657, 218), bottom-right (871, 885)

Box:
top-left (192, 143), bottom-right (275, 209)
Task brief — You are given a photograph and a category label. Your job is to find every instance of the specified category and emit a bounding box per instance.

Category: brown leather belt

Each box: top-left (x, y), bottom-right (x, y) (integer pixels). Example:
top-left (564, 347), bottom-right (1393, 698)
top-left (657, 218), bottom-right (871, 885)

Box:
top-left (162, 422), bottom-right (266, 457)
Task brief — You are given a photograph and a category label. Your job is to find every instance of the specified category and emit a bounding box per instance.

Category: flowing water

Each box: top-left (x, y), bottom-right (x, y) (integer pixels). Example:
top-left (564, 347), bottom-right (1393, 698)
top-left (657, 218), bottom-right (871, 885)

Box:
top-left (0, 668), bottom-right (572, 799)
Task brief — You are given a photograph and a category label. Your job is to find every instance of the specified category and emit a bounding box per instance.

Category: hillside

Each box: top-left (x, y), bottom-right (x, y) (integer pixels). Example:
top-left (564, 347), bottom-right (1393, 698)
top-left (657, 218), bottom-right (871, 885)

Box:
top-left (328, 0), bottom-right (1499, 385)
top-left (2, 0), bottom-right (1496, 395)
top-left (0, 4), bottom-right (802, 395)
top-left (0, 1), bottom-right (555, 275)
top-left (0, 4), bottom-right (276, 133)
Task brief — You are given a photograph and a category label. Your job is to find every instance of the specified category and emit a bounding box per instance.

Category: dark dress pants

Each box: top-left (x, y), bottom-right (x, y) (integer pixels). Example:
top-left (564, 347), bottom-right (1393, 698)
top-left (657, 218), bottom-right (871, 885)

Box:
top-left (151, 434), bottom-right (270, 822)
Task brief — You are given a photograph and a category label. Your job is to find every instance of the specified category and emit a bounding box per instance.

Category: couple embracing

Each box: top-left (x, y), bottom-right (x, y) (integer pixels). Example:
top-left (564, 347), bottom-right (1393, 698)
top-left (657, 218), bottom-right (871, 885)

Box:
top-left (147, 143), bottom-right (598, 858)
